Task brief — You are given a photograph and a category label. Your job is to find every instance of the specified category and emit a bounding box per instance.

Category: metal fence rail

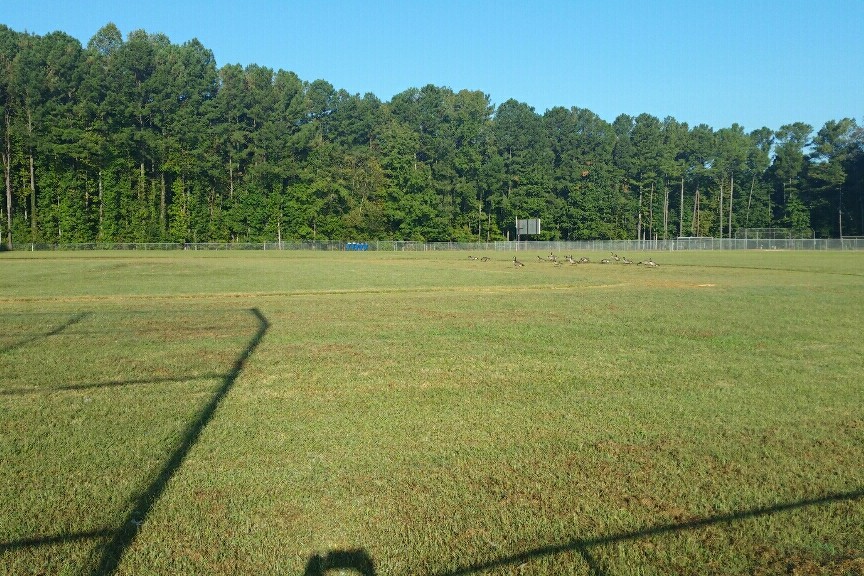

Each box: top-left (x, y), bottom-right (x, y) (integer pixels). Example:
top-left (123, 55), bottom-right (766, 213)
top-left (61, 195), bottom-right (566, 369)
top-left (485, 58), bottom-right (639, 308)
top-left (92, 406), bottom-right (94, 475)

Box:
top-left (9, 238), bottom-right (864, 252)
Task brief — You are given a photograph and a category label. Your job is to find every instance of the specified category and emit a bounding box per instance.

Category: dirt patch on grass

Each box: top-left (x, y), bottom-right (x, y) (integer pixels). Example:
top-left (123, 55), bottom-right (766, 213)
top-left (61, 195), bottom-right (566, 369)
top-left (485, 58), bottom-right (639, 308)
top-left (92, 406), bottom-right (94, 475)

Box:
top-left (640, 280), bottom-right (720, 289)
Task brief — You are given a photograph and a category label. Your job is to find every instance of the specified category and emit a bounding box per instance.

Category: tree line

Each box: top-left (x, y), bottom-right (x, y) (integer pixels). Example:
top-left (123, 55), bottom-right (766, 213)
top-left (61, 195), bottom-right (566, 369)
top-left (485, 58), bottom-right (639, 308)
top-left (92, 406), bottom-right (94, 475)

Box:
top-left (1, 23), bottom-right (862, 248)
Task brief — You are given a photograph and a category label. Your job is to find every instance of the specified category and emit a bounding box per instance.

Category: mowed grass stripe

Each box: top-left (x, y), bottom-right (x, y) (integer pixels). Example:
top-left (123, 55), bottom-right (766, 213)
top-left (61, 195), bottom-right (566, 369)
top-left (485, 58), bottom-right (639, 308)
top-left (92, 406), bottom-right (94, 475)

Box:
top-left (1, 250), bottom-right (862, 575)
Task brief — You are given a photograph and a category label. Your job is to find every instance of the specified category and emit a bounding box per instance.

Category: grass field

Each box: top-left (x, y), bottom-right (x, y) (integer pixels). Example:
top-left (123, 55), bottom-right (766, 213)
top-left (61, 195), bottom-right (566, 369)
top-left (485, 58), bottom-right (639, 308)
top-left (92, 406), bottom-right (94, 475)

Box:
top-left (1, 249), bottom-right (863, 576)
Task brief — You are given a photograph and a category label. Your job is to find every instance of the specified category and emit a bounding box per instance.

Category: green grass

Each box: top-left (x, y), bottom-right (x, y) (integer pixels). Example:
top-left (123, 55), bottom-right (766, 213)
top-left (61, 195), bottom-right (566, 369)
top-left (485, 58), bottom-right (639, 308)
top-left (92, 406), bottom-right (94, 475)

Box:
top-left (1, 249), bottom-right (863, 575)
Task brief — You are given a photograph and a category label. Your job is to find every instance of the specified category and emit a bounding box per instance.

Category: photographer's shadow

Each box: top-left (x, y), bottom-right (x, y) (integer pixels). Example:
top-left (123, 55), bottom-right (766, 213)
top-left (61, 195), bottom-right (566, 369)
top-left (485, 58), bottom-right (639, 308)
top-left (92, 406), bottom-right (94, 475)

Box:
top-left (304, 548), bottom-right (376, 576)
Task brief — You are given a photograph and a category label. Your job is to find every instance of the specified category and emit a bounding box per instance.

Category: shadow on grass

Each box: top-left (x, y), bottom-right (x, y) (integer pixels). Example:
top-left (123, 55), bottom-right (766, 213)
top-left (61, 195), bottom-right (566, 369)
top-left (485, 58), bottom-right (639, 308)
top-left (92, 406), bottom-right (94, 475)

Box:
top-left (304, 549), bottom-right (377, 576)
top-left (0, 528), bottom-right (114, 553)
top-left (0, 312), bottom-right (89, 355)
top-left (88, 307), bottom-right (270, 575)
top-left (427, 486), bottom-right (864, 576)
top-left (0, 372), bottom-right (225, 396)
top-left (0, 308), bottom-right (268, 573)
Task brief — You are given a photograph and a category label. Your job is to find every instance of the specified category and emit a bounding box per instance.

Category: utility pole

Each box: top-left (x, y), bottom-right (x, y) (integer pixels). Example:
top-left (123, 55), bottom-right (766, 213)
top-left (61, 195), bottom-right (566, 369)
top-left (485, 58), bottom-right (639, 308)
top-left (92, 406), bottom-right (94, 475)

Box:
top-left (839, 185), bottom-right (843, 239)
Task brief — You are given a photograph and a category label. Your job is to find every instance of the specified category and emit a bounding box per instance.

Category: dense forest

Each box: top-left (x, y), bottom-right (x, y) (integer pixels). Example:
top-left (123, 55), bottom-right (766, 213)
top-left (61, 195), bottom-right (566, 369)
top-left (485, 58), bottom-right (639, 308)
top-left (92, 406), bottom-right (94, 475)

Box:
top-left (1, 23), bottom-right (862, 248)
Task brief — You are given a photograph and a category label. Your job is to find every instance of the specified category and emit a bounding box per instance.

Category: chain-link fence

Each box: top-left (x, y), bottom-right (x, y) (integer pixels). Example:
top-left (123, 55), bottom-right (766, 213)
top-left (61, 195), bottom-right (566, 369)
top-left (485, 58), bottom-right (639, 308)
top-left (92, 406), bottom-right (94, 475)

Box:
top-left (9, 238), bottom-right (864, 252)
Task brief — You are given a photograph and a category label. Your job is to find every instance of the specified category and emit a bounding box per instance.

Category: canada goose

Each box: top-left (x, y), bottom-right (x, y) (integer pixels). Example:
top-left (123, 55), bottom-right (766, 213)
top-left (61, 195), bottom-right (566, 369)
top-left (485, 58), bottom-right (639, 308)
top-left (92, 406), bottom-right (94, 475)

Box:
top-left (612, 252), bottom-right (620, 262)
top-left (565, 255), bottom-right (576, 264)
top-left (468, 255), bottom-right (479, 260)
top-left (480, 256), bottom-right (491, 262)
top-left (547, 251), bottom-right (556, 261)
top-left (513, 256), bottom-right (524, 267)
top-left (637, 258), bottom-right (657, 267)
top-left (537, 255), bottom-right (545, 261)
top-left (621, 256), bottom-right (633, 264)
top-left (601, 258), bottom-right (611, 264)
top-left (578, 257), bottom-right (590, 264)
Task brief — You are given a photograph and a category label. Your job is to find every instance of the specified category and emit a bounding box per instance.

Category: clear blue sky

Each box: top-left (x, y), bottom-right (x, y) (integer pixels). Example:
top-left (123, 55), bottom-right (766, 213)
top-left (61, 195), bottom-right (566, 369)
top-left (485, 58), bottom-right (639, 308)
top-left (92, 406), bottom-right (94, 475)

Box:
top-left (5, 0), bottom-right (863, 133)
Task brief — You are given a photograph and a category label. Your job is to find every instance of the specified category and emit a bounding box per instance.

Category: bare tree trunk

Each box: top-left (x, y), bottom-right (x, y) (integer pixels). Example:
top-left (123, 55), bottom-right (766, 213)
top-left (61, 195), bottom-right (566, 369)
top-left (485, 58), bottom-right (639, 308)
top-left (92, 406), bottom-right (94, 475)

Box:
top-left (3, 110), bottom-right (12, 249)
top-left (746, 175), bottom-right (755, 227)
top-left (718, 180), bottom-right (724, 238)
top-left (679, 175), bottom-right (684, 238)
top-left (692, 187), bottom-right (699, 235)
top-left (228, 154), bottom-right (234, 199)
top-left (24, 109), bottom-right (37, 241)
top-left (98, 170), bottom-right (103, 232)
top-left (29, 153), bottom-right (36, 239)
top-left (637, 183), bottom-right (643, 241)
top-left (140, 162), bottom-right (145, 201)
top-left (663, 181), bottom-right (669, 240)
top-left (160, 172), bottom-right (167, 233)
top-left (648, 182), bottom-right (654, 241)
top-left (728, 171), bottom-right (734, 239)
top-left (836, 184), bottom-right (845, 238)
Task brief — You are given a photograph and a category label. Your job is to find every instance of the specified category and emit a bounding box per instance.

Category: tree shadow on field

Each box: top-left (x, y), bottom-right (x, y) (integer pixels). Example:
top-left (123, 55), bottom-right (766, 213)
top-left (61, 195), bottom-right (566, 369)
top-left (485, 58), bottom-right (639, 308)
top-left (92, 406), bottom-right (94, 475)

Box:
top-left (89, 307), bottom-right (270, 575)
top-left (423, 486), bottom-right (864, 576)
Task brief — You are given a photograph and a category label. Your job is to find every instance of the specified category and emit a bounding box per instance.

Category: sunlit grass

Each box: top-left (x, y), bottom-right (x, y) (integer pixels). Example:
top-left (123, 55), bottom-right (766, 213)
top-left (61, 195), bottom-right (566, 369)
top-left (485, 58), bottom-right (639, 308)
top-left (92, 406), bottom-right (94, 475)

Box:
top-left (1, 249), bottom-right (862, 575)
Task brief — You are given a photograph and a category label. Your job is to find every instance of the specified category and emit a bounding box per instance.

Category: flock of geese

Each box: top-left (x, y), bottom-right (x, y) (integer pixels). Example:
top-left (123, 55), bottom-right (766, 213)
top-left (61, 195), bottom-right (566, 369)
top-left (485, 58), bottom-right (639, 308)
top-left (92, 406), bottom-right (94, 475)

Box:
top-left (470, 252), bottom-right (658, 268)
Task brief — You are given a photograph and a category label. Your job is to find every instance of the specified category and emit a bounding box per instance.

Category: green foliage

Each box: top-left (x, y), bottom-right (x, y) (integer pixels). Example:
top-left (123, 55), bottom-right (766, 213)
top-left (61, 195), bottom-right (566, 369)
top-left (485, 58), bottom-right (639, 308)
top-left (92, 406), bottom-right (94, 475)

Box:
top-left (0, 24), bottom-right (862, 247)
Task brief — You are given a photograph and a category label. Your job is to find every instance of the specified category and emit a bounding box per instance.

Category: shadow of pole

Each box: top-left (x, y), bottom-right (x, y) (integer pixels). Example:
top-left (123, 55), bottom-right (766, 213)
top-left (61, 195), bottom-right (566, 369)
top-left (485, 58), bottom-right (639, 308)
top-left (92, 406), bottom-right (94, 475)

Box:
top-left (430, 486), bottom-right (864, 576)
top-left (0, 372), bottom-right (226, 397)
top-left (91, 308), bottom-right (269, 576)
top-left (0, 528), bottom-right (115, 554)
top-left (0, 312), bottom-right (89, 355)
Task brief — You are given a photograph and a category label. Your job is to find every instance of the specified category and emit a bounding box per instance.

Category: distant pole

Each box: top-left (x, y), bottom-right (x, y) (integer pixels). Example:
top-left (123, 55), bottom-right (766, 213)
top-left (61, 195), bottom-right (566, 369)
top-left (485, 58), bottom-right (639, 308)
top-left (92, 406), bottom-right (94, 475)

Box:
top-left (839, 186), bottom-right (843, 239)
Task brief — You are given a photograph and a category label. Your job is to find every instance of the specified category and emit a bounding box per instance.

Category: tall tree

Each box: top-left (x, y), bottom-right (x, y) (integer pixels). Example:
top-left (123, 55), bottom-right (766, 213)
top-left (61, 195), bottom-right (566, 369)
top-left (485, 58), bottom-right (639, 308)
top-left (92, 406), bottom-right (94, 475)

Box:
top-left (743, 127), bottom-right (774, 229)
top-left (684, 124), bottom-right (715, 236)
top-left (771, 122), bottom-right (813, 231)
top-left (714, 124), bottom-right (751, 238)
top-left (629, 113), bottom-right (663, 240)
top-left (0, 25), bottom-right (20, 247)
top-left (544, 106), bottom-right (619, 239)
top-left (808, 118), bottom-right (858, 236)
top-left (660, 116), bottom-right (689, 239)
top-left (493, 99), bottom-right (552, 238)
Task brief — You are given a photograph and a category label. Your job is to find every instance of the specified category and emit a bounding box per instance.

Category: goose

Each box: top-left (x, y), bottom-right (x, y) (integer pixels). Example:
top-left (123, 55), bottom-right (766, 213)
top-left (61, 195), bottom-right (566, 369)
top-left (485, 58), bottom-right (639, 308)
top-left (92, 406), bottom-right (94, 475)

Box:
top-left (621, 256), bottom-right (633, 264)
top-left (578, 257), bottom-right (590, 264)
top-left (637, 258), bottom-right (658, 267)
top-left (600, 258), bottom-right (611, 264)
top-left (480, 256), bottom-right (491, 262)
top-left (612, 252), bottom-right (620, 262)
top-left (513, 256), bottom-right (525, 267)
top-left (565, 255), bottom-right (576, 264)
top-left (468, 255), bottom-right (479, 260)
